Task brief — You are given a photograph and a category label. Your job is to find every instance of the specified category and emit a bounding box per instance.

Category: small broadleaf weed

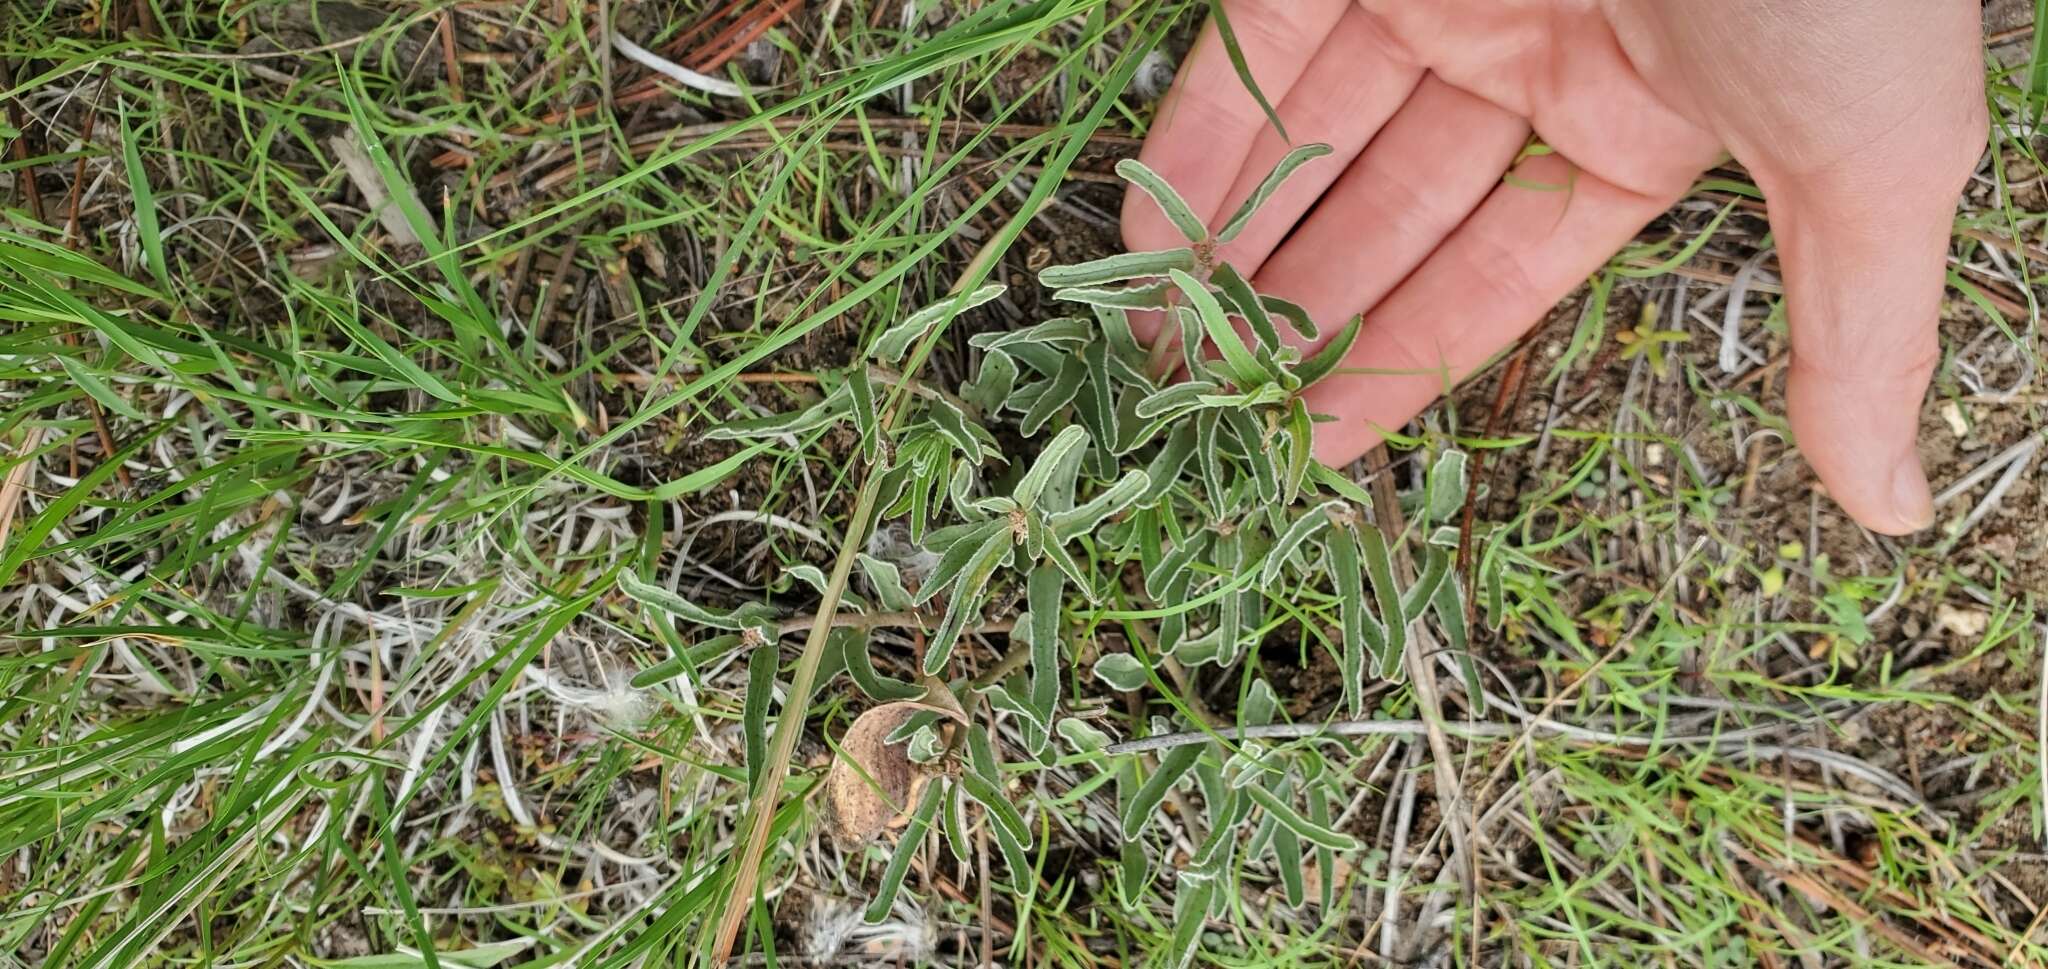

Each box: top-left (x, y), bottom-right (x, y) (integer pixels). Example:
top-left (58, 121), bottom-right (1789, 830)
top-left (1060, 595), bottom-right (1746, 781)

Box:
top-left (626, 144), bottom-right (1485, 922)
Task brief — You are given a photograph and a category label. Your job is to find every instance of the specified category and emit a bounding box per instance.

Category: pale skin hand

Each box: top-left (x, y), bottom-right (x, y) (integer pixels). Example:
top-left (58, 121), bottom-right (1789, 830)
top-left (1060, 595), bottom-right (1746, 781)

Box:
top-left (1125, 0), bottom-right (1987, 535)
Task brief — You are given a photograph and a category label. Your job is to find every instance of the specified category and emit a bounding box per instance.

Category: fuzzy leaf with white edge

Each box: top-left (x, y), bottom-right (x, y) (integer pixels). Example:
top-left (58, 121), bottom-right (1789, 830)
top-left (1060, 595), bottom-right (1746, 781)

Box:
top-left (1093, 653), bottom-right (1149, 692)
top-left (1216, 143), bottom-right (1334, 244)
top-left (870, 284), bottom-right (1005, 362)
top-left (1115, 159), bottom-right (1209, 243)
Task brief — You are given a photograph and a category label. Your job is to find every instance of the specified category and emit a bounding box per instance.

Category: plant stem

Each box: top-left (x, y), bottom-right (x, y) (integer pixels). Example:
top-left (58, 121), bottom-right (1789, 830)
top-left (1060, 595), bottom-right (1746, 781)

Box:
top-left (707, 199), bottom-right (1052, 969)
top-left (704, 26), bottom-right (1162, 960)
top-left (709, 466), bottom-right (885, 964)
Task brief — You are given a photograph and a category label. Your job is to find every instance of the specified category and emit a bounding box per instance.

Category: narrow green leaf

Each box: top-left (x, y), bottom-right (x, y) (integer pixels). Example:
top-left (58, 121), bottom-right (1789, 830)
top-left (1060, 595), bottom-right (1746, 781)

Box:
top-left (743, 646), bottom-right (776, 790)
top-left (1211, 262), bottom-right (1280, 351)
top-left (1282, 396), bottom-right (1314, 505)
top-left (1037, 248), bottom-right (1197, 288)
top-left (1431, 571), bottom-right (1481, 701)
top-left (1013, 425), bottom-right (1091, 507)
top-left (1485, 557), bottom-right (1506, 631)
top-left (1402, 545), bottom-right (1451, 622)
top-left (332, 314), bottom-right (463, 405)
top-left (968, 316), bottom-right (1093, 351)
top-left (1164, 880), bottom-right (1216, 969)
top-left (871, 283), bottom-right (1005, 361)
top-left (620, 570), bottom-right (772, 631)
top-left (1042, 523), bottom-right (1091, 594)
top-left (1052, 281), bottom-right (1174, 310)
top-left (1216, 143), bottom-right (1334, 243)
top-left (630, 653), bottom-right (690, 689)
top-left (1308, 785), bottom-right (1338, 912)
top-left (1295, 313), bottom-right (1362, 388)
top-left (1057, 718), bottom-right (1112, 753)
top-left (1140, 423), bottom-right (1200, 504)
top-left (856, 554), bottom-right (913, 612)
top-left (1049, 469), bottom-right (1149, 540)
top-left (1207, 0), bottom-right (1289, 142)
top-left (849, 368), bottom-right (879, 465)
top-left (1026, 563), bottom-right (1063, 724)
top-left (1244, 781), bottom-right (1358, 851)
top-left (914, 519), bottom-right (1007, 605)
top-left (963, 349), bottom-right (1019, 414)
top-left (1120, 743), bottom-right (1203, 840)
top-left (925, 395), bottom-right (984, 464)
top-left (1261, 501), bottom-right (1341, 584)
top-left (960, 727), bottom-right (1031, 877)
top-left (1169, 269), bottom-right (1269, 386)
top-left (1213, 528), bottom-right (1244, 666)
top-left (1133, 380), bottom-right (1220, 420)
top-left (1359, 525), bottom-right (1407, 678)
top-left (1196, 410), bottom-right (1226, 512)
top-left (924, 525), bottom-right (1012, 674)
top-left (1176, 303), bottom-right (1207, 376)
top-left (1119, 838), bottom-right (1151, 899)
top-left (950, 459), bottom-right (987, 520)
top-left (962, 770), bottom-right (1032, 881)
top-left (117, 105), bottom-right (172, 296)
top-left (1427, 449), bottom-right (1469, 524)
top-left (1115, 159), bottom-right (1208, 243)
top-left (0, 234), bottom-right (161, 299)
top-left (1273, 818), bottom-right (1306, 907)
top-left (1261, 293), bottom-right (1319, 340)
top-left (1020, 355), bottom-right (1085, 436)
top-left (1096, 304), bottom-right (1144, 363)
top-left (55, 356), bottom-right (145, 421)
top-left (863, 780), bottom-right (945, 923)
top-left (703, 385), bottom-right (851, 439)
top-left (1093, 653), bottom-right (1148, 692)
top-left (1156, 567), bottom-right (1195, 655)
top-left (1223, 408), bottom-right (1278, 505)
top-left (941, 784), bottom-right (973, 863)
top-left (1326, 524), bottom-right (1370, 715)
top-left (1075, 341), bottom-right (1119, 476)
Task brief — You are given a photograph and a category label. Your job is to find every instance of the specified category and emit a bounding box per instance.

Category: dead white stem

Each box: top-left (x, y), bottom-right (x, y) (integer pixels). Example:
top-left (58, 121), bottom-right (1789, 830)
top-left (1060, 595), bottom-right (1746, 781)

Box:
top-left (328, 128), bottom-right (422, 246)
top-left (1719, 248), bottom-right (1772, 373)
top-left (609, 32), bottom-right (744, 98)
top-left (1945, 434), bottom-right (2040, 546)
top-left (0, 428), bottom-right (44, 551)
top-left (1934, 431), bottom-right (2044, 506)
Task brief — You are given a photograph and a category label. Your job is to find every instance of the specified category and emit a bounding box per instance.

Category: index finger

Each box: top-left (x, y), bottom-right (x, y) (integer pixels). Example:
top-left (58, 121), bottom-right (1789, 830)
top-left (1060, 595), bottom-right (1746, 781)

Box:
top-left (1121, 0), bottom-right (1350, 253)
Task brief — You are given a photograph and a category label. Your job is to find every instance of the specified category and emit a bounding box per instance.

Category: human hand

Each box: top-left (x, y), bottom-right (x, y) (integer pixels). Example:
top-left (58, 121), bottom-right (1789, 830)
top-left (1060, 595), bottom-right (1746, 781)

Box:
top-left (1123, 0), bottom-right (1986, 534)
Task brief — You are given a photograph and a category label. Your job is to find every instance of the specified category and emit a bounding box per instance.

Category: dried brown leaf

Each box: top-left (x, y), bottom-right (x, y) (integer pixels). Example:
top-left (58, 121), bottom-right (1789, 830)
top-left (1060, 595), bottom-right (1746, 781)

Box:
top-left (822, 698), bottom-right (965, 845)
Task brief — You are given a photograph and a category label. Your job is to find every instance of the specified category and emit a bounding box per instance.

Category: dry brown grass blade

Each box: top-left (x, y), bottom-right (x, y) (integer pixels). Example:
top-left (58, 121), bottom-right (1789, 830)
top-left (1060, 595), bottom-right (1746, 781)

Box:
top-left (0, 429), bottom-right (45, 551)
top-left (1725, 840), bottom-right (1986, 968)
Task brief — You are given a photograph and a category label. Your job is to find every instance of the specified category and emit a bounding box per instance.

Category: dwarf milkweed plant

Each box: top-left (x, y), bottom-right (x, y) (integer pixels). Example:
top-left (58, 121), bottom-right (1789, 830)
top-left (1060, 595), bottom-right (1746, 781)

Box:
top-left (625, 144), bottom-right (1490, 957)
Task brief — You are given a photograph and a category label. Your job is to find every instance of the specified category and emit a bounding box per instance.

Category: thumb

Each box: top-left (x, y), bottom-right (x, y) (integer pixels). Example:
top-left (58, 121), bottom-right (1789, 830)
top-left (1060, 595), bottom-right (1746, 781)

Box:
top-left (1762, 135), bottom-right (1981, 534)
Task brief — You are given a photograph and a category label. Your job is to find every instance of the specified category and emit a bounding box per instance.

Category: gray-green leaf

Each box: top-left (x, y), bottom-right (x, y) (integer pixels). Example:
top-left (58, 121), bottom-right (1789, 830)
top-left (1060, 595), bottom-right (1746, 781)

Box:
top-left (1216, 143), bottom-right (1334, 244)
top-left (1115, 159), bottom-right (1208, 243)
top-left (1037, 249), bottom-right (1196, 288)
top-left (1261, 501), bottom-right (1342, 585)
top-left (870, 283), bottom-right (1005, 362)
top-left (1093, 653), bottom-right (1148, 692)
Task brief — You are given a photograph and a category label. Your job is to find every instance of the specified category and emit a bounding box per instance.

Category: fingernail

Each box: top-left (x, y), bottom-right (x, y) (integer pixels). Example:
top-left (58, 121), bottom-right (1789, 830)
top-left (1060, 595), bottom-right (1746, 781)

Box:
top-left (1890, 458), bottom-right (1935, 532)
